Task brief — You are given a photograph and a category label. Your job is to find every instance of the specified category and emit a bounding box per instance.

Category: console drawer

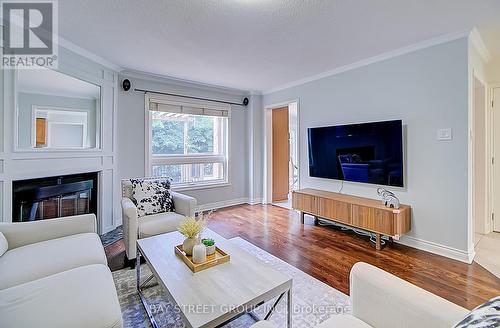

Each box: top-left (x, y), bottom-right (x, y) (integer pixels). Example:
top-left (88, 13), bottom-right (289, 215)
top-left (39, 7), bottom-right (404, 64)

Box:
top-left (292, 193), bottom-right (318, 215)
top-left (317, 198), bottom-right (351, 224)
top-left (351, 205), bottom-right (394, 235)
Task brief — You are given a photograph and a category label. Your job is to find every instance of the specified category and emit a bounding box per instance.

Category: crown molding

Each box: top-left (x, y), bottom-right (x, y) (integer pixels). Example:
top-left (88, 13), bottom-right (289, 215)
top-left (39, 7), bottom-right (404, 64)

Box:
top-left (56, 36), bottom-right (123, 72)
top-left (263, 29), bottom-right (472, 95)
top-left (17, 89), bottom-right (99, 100)
top-left (469, 27), bottom-right (492, 63)
top-left (121, 69), bottom-right (253, 96)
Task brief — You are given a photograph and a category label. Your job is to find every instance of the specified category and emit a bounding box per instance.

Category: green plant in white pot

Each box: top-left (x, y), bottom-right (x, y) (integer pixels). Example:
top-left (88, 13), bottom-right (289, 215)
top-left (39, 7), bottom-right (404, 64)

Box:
top-left (202, 238), bottom-right (216, 255)
top-left (178, 217), bottom-right (206, 256)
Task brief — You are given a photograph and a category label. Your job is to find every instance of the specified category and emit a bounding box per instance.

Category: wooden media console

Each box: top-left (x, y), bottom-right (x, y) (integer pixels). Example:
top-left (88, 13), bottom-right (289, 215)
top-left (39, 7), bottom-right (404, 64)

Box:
top-left (292, 188), bottom-right (411, 250)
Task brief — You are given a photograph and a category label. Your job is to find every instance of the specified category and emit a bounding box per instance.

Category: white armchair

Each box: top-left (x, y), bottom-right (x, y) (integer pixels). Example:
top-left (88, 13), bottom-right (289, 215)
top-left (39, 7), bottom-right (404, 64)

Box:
top-left (121, 179), bottom-right (197, 261)
top-left (252, 262), bottom-right (468, 328)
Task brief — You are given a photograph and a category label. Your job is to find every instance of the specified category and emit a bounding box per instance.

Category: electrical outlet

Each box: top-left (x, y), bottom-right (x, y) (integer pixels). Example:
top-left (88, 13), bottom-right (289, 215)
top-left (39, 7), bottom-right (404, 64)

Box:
top-left (437, 128), bottom-right (452, 141)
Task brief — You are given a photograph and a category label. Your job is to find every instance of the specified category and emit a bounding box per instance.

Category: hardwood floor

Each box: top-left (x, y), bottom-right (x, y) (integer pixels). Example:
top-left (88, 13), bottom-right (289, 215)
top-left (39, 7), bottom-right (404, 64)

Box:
top-left (104, 203), bottom-right (500, 310)
top-left (104, 238), bottom-right (127, 272)
top-left (206, 204), bottom-right (500, 310)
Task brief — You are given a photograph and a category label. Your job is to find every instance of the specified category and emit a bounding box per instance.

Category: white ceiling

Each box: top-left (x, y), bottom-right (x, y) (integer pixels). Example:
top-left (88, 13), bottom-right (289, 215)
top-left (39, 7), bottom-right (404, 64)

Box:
top-left (58, 0), bottom-right (500, 93)
top-left (18, 69), bottom-right (100, 99)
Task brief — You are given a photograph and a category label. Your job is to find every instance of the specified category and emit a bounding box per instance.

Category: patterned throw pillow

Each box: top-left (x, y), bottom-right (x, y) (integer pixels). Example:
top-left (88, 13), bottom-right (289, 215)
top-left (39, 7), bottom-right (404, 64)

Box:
top-left (130, 178), bottom-right (175, 217)
top-left (453, 296), bottom-right (500, 328)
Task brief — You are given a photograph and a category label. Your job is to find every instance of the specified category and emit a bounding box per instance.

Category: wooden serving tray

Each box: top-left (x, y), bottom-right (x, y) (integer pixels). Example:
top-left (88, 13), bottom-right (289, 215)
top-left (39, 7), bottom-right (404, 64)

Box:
top-left (174, 245), bottom-right (230, 273)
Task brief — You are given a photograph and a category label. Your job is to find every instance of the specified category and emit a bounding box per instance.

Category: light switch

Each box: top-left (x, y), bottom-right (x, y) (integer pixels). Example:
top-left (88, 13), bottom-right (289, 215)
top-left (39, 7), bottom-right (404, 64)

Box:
top-left (437, 128), bottom-right (452, 141)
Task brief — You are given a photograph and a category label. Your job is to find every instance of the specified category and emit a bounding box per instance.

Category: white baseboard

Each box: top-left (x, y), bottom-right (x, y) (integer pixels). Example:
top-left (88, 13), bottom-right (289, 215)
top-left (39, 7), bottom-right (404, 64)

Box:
top-left (196, 197), bottom-right (250, 212)
top-left (101, 225), bottom-right (116, 235)
top-left (102, 218), bottom-right (123, 235)
top-left (467, 249), bottom-right (476, 264)
top-left (196, 197), bottom-right (265, 212)
top-left (396, 235), bottom-right (473, 264)
top-left (248, 197), bottom-right (263, 205)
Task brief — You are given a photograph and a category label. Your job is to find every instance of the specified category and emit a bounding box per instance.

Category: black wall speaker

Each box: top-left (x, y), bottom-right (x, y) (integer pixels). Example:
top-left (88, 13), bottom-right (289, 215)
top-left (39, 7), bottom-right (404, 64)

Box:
top-left (243, 97), bottom-right (249, 106)
top-left (122, 79), bottom-right (131, 91)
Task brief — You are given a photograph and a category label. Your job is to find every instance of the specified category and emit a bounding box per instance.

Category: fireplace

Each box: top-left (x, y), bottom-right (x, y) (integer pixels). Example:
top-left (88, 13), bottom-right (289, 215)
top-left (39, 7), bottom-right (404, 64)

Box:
top-left (12, 172), bottom-right (98, 222)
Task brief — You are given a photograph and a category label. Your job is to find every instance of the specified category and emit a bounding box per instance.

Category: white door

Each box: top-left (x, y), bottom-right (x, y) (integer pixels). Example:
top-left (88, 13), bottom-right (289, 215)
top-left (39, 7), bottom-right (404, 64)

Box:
top-left (494, 88), bottom-right (500, 232)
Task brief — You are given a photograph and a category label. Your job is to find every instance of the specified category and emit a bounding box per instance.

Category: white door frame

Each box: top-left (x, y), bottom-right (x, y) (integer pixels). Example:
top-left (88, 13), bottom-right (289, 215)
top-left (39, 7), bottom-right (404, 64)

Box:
top-left (468, 68), bottom-right (493, 261)
top-left (491, 86), bottom-right (500, 232)
top-left (263, 99), bottom-right (300, 204)
top-left (471, 73), bottom-right (490, 237)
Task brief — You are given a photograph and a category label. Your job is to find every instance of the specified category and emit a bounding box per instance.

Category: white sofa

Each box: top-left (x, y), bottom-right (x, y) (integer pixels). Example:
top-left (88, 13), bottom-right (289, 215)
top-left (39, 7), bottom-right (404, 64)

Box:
top-left (121, 178), bottom-right (197, 261)
top-left (0, 214), bottom-right (122, 328)
top-left (253, 262), bottom-right (469, 328)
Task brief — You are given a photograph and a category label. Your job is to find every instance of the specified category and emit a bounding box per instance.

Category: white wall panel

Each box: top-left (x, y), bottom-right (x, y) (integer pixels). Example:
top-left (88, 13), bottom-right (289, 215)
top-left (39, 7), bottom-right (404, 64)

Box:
top-left (9, 157), bottom-right (103, 180)
top-left (100, 169), bottom-right (114, 233)
top-left (1, 47), bottom-right (118, 234)
top-left (0, 182), bottom-right (3, 221)
top-left (0, 34), bottom-right (3, 155)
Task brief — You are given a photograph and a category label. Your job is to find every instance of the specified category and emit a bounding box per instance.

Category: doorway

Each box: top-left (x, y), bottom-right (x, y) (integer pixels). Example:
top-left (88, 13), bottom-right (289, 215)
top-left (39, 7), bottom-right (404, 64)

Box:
top-left (272, 107), bottom-right (289, 202)
top-left (492, 87), bottom-right (500, 233)
top-left (264, 100), bottom-right (299, 207)
top-left (473, 87), bottom-right (500, 278)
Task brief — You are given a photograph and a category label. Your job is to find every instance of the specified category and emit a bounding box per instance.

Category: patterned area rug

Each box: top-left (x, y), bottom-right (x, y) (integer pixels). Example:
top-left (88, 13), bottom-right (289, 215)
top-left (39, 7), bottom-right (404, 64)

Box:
top-left (112, 237), bottom-right (350, 328)
top-left (101, 225), bottom-right (123, 247)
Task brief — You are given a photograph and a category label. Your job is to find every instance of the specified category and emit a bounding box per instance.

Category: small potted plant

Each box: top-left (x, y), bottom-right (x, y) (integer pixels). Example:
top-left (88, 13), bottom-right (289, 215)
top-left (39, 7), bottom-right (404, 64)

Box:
top-left (202, 238), bottom-right (216, 255)
top-left (178, 217), bottom-right (206, 255)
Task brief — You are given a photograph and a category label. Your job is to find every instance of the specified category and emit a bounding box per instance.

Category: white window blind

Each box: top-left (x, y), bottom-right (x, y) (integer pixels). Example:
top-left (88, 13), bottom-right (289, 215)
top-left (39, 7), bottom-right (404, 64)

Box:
top-left (147, 93), bottom-right (230, 117)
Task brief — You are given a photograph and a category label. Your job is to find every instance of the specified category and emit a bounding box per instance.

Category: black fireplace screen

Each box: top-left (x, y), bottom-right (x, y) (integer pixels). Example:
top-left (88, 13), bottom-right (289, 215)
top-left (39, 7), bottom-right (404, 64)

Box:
top-left (12, 173), bottom-right (98, 222)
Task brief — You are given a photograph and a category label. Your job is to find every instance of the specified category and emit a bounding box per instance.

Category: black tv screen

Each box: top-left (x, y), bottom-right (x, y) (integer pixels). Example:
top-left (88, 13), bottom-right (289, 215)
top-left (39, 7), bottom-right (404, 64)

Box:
top-left (308, 120), bottom-right (403, 187)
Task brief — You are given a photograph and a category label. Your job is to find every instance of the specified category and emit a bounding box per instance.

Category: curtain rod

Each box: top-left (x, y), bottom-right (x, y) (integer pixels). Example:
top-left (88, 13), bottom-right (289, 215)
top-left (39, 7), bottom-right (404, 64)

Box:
top-left (134, 88), bottom-right (249, 107)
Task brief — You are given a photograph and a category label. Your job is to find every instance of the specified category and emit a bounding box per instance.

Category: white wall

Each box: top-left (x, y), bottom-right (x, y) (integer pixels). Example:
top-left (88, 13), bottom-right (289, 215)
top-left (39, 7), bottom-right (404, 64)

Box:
top-left (487, 58), bottom-right (500, 84)
top-left (261, 38), bottom-right (471, 260)
top-left (289, 102), bottom-right (298, 174)
top-left (246, 94), bottom-right (264, 203)
top-left (116, 72), bottom-right (252, 213)
top-left (473, 78), bottom-right (487, 236)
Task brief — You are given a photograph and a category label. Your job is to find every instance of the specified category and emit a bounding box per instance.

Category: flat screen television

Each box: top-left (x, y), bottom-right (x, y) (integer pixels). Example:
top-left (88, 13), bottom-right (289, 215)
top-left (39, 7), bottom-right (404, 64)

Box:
top-left (308, 120), bottom-right (403, 187)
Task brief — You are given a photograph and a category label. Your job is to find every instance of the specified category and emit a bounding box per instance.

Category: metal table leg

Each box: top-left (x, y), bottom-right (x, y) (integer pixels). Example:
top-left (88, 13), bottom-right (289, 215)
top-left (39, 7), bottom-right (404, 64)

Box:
top-left (136, 250), bottom-right (140, 289)
top-left (136, 247), bottom-right (159, 328)
top-left (287, 287), bottom-right (292, 328)
top-left (220, 289), bottom-right (290, 327)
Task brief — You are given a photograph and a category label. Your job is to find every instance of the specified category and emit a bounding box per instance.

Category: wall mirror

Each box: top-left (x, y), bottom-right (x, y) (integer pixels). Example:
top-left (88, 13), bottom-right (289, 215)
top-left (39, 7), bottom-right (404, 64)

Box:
top-left (16, 69), bottom-right (101, 150)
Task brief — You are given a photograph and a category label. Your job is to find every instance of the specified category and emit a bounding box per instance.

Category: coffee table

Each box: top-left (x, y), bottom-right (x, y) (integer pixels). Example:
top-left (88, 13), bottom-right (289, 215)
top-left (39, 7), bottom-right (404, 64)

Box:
top-left (136, 229), bottom-right (293, 328)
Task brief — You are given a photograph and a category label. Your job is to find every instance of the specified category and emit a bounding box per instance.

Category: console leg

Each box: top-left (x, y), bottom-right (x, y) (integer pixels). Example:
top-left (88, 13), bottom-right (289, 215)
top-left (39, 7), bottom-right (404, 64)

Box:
top-left (300, 212), bottom-right (305, 224)
top-left (314, 216), bottom-right (319, 225)
top-left (375, 234), bottom-right (382, 251)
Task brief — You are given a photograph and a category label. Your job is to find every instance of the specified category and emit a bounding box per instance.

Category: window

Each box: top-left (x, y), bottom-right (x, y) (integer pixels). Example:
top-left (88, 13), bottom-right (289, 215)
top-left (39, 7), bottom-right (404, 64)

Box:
top-left (146, 94), bottom-right (230, 189)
